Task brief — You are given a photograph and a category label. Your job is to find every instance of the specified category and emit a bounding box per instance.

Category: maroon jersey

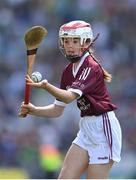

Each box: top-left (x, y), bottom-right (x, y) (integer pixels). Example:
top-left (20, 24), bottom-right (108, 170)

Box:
top-left (59, 53), bottom-right (117, 117)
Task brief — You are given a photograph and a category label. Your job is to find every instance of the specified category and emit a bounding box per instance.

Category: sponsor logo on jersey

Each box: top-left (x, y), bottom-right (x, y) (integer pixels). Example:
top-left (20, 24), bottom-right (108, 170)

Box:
top-left (78, 98), bottom-right (91, 111)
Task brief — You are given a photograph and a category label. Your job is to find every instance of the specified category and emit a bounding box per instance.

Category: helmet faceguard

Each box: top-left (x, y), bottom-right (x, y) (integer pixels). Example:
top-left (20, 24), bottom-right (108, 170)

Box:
top-left (59, 20), bottom-right (94, 63)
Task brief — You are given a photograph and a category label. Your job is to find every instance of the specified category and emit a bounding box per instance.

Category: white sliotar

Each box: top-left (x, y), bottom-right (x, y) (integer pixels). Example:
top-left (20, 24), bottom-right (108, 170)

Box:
top-left (31, 71), bottom-right (42, 82)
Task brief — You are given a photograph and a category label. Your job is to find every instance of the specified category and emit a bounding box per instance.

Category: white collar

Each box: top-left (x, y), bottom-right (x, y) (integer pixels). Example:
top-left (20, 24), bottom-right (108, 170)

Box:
top-left (72, 52), bottom-right (89, 77)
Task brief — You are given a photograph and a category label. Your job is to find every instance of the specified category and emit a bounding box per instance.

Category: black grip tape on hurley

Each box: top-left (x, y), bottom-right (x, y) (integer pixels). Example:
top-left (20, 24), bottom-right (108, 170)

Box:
top-left (27, 48), bottom-right (38, 55)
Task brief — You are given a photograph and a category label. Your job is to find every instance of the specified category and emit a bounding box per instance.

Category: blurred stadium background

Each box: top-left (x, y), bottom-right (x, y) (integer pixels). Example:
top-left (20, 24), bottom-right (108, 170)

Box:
top-left (0, 0), bottom-right (136, 179)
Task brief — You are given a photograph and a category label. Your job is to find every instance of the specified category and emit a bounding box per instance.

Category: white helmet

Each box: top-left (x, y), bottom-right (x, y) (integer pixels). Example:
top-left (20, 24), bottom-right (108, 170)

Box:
top-left (59, 20), bottom-right (94, 45)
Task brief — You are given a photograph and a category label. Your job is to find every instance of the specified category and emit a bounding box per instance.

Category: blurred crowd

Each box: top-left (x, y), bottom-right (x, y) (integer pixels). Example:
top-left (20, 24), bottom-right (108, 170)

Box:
top-left (0, 0), bottom-right (136, 178)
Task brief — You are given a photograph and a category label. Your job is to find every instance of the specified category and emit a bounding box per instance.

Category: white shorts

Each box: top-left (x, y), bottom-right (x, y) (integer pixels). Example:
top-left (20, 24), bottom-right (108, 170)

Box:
top-left (72, 111), bottom-right (122, 164)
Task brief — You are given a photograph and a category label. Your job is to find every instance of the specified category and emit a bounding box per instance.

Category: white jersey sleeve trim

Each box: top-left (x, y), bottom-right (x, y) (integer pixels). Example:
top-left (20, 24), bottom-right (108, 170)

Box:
top-left (54, 99), bottom-right (67, 107)
top-left (67, 88), bottom-right (83, 98)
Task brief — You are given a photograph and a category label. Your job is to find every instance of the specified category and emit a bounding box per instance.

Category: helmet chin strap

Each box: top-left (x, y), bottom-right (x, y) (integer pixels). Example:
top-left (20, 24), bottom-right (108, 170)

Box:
top-left (65, 33), bottom-right (100, 63)
top-left (65, 54), bottom-right (81, 63)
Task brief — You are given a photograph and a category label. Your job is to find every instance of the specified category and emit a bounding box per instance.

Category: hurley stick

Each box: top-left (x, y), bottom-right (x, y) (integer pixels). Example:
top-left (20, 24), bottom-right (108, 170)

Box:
top-left (19, 26), bottom-right (47, 117)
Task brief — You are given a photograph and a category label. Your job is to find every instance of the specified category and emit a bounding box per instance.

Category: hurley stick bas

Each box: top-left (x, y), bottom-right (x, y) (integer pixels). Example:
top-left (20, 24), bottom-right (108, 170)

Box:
top-left (19, 26), bottom-right (47, 117)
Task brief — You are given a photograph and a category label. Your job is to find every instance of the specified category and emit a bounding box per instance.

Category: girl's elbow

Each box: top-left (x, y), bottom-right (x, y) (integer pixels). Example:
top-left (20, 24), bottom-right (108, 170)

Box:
top-left (63, 99), bottom-right (72, 104)
top-left (55, 111), bottom-right (63, 117)
top-left (64, 96), bottom-right (77, 104)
